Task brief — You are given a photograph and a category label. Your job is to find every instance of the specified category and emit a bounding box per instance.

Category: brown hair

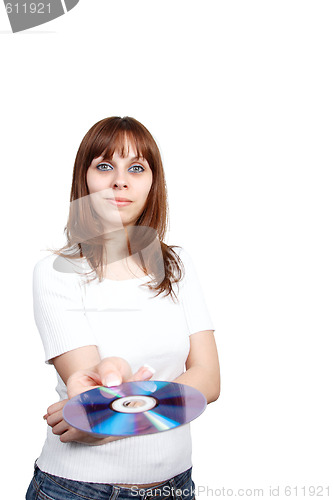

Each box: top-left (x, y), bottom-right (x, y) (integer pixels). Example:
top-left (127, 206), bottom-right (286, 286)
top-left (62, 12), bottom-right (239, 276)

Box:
top-left (56, 116), bottom-right (183, 299)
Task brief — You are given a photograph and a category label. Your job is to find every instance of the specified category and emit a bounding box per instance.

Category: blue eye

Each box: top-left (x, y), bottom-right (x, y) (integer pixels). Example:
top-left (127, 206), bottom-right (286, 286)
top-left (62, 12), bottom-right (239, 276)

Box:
top-left (129, 164), bottom-right (144, 173)
top-left (97, 162), bottom-right (113, 171)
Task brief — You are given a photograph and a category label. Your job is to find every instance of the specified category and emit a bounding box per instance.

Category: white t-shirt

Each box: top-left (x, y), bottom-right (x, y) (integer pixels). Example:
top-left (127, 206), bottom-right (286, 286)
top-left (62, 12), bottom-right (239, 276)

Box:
top-left (33, 247), bottom-right (214, 484)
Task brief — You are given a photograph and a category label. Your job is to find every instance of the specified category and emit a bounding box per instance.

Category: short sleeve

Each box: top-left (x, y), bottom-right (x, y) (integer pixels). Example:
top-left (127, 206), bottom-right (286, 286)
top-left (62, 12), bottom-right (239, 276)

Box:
top-left (177, 248), bottom-right (215, 336)
top-left (33, 254), bottom-right (97, 363)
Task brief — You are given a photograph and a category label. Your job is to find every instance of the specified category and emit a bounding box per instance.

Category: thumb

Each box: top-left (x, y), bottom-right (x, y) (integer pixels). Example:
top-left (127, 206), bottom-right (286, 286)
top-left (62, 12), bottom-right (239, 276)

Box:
top-left (96, 358), bottom-right (124, 387)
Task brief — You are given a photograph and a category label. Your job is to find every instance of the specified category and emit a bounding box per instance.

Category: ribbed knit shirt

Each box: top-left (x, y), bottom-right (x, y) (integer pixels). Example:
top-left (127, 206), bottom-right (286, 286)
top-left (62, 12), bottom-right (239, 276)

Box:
top-left (33, 248), bottom-right (214, 484)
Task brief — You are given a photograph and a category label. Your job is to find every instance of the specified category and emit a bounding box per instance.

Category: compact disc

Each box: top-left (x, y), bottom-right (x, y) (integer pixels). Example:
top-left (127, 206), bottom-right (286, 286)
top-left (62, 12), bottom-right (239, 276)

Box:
top-left (63, 381), bottom-right (207, 437)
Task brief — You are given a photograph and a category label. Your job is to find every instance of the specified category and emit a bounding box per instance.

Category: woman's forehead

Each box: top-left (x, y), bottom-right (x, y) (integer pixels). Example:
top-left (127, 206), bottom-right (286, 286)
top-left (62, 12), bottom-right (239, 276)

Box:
top-left (104, 135), bottom-right (145, 160)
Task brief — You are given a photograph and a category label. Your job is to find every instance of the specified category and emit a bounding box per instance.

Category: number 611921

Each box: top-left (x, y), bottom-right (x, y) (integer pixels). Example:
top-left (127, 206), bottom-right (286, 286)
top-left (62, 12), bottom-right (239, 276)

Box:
top-left (5, 3), bottom-right (51, 14)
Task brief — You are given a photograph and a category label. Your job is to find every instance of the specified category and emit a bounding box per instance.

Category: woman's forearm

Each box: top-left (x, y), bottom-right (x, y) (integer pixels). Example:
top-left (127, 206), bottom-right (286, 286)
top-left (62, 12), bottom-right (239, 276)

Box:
top-left (173, 365), bottom-right (220, 404)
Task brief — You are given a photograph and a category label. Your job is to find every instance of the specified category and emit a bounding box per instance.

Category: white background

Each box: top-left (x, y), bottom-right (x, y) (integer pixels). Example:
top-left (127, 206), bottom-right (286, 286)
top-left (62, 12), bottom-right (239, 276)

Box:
top-left (0, 1), bottom-right (332, 498)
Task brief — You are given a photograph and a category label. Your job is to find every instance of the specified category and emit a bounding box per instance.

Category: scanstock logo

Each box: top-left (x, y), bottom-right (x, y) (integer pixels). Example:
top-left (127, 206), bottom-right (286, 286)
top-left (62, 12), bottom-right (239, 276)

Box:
top-left (4, 0), bottom-right (79, 33)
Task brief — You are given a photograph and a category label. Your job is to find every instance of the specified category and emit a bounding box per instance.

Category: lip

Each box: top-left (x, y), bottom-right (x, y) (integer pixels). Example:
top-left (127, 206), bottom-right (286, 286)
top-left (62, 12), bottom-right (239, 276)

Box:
top-left (105, 197), bottom-right (133, 207)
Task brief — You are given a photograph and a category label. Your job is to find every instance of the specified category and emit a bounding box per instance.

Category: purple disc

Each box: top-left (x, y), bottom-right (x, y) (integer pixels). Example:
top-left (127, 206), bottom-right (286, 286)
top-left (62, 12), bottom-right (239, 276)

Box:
top-left (63, 381), bottom-right (207, 437)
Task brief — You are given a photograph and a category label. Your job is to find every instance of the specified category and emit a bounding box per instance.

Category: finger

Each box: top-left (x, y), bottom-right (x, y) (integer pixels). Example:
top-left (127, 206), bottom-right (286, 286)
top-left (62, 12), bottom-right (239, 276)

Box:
top-left (60, 427), bottom-right (84, 443)
top-left (60, 430), bottom-right (71, 443)
top-left (46, 399), bottom-right (68, 416)
top-left (129, 364), bottom-right (156, 382)
top-left (46, 409), bottom-right (64, 428)
top-left (52, 419), bottom-right (70, 436)
top-left (60, 431), bottom-right (76, 443)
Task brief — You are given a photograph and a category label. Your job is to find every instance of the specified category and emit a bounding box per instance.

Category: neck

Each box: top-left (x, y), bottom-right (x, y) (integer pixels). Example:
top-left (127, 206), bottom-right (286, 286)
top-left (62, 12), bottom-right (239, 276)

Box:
top-left (103, 227), bottom-right (131, 265)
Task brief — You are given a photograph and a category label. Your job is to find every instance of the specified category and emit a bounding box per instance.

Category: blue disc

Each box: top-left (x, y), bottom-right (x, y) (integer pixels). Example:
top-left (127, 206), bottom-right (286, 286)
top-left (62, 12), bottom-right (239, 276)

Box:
top-left (63, 381), bottom-right (207, 437)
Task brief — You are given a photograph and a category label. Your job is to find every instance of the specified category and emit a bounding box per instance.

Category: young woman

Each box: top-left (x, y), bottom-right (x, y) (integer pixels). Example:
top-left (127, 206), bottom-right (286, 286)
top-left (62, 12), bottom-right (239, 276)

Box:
top-left (26, 116), bottom-right (220, 500)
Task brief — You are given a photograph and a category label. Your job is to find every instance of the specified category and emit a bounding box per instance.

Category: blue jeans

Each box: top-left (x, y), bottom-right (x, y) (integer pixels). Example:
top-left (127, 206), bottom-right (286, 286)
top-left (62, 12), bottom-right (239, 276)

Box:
top-left (26, 463), bottom-right (196, 500)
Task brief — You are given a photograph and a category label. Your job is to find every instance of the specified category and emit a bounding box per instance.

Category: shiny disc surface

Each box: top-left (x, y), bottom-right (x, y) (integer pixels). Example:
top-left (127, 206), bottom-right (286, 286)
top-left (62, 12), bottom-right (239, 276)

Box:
top-left (63, 381), bottom-right (207, 437)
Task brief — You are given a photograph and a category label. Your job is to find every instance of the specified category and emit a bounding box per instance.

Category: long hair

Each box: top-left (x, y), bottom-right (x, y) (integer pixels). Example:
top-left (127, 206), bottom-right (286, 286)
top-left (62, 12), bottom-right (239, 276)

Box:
top-left (55, 116), bottom-right (183, 299)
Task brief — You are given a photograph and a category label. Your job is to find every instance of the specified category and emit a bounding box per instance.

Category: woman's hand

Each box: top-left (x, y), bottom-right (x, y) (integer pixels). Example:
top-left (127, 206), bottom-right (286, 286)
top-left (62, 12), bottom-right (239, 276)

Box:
top-left (44, 399), bottom-right (125, 445)
top-left (66, 357), bottom-right (155, 398)
top-left (44, 357), bottom-right (155, 444)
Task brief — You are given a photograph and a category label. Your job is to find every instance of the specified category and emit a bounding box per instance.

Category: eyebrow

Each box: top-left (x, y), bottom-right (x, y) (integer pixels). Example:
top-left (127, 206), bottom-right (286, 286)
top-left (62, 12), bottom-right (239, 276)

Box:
top-left (101, 155), bottom-right (146, 163)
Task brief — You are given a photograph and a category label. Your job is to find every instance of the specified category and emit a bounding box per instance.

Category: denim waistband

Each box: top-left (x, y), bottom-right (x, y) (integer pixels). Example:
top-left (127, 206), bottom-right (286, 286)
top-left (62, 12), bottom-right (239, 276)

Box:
top-left (32, 462), bottom-right (194, 500)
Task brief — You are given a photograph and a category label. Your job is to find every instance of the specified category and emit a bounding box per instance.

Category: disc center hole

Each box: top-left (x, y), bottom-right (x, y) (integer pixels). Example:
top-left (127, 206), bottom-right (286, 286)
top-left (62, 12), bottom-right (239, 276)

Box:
top-left (123, 399), bottom-right (145, 408)
top-left (111, 395), bottom-right (157, 413)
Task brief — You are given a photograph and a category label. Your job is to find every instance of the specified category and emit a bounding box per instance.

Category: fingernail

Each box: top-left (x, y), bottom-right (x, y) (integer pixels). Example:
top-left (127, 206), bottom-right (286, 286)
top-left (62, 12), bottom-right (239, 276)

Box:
top-left (140, 364), bottom-right (156, 379)
top-left (143, 364), bottom-right (156, 375)
top-left (104, 377), bottom-right (121, 387)
top-left (43, 414), bottom-right (48, 420)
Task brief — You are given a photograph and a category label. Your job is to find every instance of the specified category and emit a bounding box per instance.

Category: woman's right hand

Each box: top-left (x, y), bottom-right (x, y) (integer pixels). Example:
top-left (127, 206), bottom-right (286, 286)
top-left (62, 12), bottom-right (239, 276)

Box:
top-left (66, 356), bottom-right (155, 398)
top-left (44, 399), bottom-right (127, 445)
top-left (43, 357), bottom-right (155, 444)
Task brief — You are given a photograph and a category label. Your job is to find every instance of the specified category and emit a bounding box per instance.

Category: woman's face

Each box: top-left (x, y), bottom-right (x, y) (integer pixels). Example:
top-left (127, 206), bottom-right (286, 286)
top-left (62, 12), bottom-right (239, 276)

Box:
top-left (86, 138), bottom-right (153, 231)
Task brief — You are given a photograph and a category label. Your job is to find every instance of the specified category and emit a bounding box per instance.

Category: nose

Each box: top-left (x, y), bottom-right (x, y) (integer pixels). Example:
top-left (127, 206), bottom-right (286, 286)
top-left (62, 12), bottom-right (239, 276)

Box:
top-left (113, 180), bottom-right (128, 189)
top-left (112, 173), bottom-right (128, 190)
